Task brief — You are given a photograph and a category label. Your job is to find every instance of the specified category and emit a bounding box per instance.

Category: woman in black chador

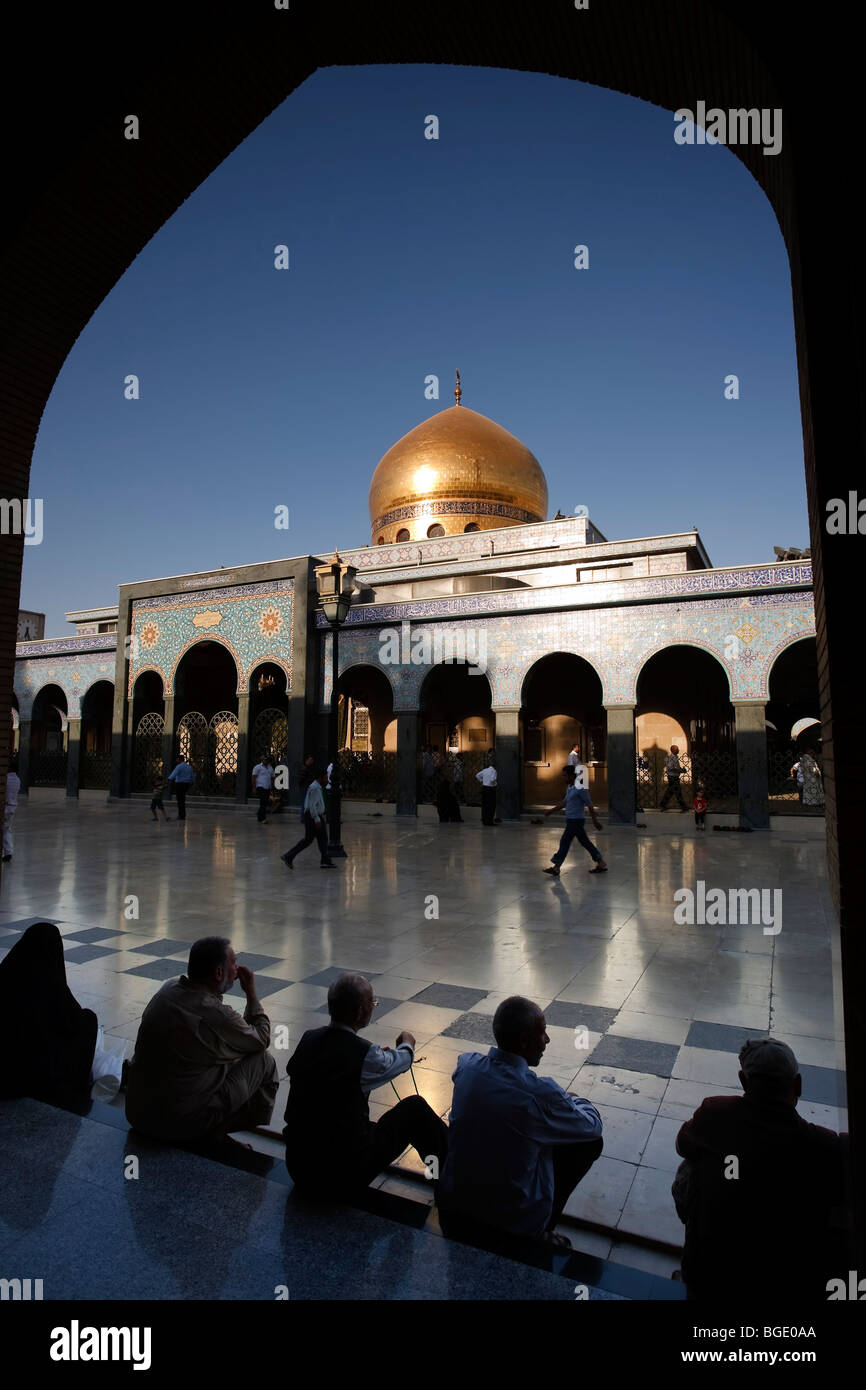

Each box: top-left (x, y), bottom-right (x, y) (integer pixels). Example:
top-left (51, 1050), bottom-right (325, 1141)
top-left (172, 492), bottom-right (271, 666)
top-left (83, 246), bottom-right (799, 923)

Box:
top-left (0, 921), bottom-right (97, 1106)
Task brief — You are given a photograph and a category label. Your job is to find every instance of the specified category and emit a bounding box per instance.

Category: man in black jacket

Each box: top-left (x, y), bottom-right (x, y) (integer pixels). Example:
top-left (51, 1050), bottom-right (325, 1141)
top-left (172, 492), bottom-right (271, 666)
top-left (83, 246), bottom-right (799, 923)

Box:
top-left (283, 973), bottom-right (448, 1194)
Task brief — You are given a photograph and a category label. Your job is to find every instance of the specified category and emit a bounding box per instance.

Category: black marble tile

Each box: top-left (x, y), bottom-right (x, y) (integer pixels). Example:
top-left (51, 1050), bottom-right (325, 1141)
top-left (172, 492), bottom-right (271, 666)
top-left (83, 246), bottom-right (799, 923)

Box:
top-left (440, 1012), bottom-right (496, 1045)
top-left (799, 1063), bottom-right (847, 1108)
top-left (63, 943), bottom-right (120, 964)
top-left (586, 1034), bottom-right (680, 1078)
top-left (409, 983), bottom-right (489, 1010)
top-left (545, 1001), bottom-right (619, 1032)
top-left (124, 959), bottom-right (186, 981)
top-left (302, 966), bottom-right (378, 986)
top-left (0, 916), bottom-right (59, 933)
top-left (685, 1020), bottom-right (768, 1053)
top-left (225, 975), bottom-right (295, 1001)
top-left (61, 926), bottom-right (128, 944)
top-left (315, 995), bottom-right (402, 1020)
top-left (128, 937), bottom-right (196, 958)
top-left (231, 952), bottom-right (284, 972)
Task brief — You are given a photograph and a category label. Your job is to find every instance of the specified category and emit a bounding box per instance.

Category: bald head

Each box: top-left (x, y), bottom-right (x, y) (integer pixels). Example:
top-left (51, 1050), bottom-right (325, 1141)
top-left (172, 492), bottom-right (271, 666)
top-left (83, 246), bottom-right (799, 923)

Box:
top-left (327, 973), bottom-right (373, 1026)
top-left (493, 995), bottom-right (548, 1065)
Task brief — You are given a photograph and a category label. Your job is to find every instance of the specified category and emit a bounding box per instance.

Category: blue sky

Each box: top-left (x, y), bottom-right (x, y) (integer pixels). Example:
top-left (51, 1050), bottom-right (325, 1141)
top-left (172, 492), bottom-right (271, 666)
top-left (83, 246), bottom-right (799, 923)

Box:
top-left (24, 64), bottom-right (805, 636)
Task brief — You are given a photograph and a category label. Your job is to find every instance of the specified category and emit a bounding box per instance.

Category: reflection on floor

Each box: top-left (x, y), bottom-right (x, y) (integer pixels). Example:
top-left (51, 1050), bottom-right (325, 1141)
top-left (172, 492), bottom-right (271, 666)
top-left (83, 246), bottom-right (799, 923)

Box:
top-left (0, 794), bottom-right (846, 1259)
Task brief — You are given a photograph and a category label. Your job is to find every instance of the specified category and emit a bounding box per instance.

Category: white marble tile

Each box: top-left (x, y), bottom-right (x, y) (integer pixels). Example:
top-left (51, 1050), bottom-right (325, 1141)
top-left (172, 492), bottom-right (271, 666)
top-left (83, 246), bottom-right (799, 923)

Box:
top-left (563, 1155), bottom-right (637, 1226)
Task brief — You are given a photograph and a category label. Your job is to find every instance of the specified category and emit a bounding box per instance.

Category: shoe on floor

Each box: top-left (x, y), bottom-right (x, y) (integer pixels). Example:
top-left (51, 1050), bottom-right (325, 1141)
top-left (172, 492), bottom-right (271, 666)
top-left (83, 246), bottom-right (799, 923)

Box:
top-left (589, 863), bottom-right (608, 873)
top-left (543, 866), bottom-right (560, 876)
top-left (281, 853), bottom-right (293, 869)
top-left (1, 854), bottom-right (11, 862)
top-left (320, 861), bottom-right (335, 869)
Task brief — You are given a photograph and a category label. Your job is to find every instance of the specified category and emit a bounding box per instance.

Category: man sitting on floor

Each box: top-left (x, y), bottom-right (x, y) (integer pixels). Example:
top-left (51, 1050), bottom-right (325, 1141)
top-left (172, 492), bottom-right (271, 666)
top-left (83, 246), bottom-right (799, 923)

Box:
top-left (283, 973), bottom-right (448, 1196)
top-left (673, 1037), bottom-right (848, 1300)
top-left (125, 935), bottom-right (278, 1145)
top-left (438, 995), bottom-right (603, 1246)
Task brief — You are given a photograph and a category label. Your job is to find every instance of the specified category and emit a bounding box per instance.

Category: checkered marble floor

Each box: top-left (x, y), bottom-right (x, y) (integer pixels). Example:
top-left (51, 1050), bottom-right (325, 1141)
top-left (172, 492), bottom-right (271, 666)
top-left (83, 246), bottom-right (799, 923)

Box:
top-left (0, 793), bottom-right (847, 1249)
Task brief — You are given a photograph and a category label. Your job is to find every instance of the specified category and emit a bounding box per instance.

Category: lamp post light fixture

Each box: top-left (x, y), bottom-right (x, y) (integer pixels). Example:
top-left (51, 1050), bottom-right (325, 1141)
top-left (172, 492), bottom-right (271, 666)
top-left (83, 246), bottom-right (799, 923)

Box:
top-left (314, 551), bottom-right (357, 858)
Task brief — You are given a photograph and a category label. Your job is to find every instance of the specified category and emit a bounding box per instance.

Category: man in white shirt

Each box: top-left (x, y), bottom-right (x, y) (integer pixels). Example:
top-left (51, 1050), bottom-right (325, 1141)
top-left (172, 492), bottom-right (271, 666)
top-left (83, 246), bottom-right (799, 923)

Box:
top-left (281, 767), bottom-right (334, 869)
top-left (250, 755), bottom-right (274, 823)
top-left (476, 762), bottom-right (498, 825)
top-left (3, 762), bottom-right (20, 862)
top-left (567, 743), bottom-right (588, 789)
top-left (283, 973), bottom-right (448, 1195)
top-left (438, 995), bottom-right (603, 1244)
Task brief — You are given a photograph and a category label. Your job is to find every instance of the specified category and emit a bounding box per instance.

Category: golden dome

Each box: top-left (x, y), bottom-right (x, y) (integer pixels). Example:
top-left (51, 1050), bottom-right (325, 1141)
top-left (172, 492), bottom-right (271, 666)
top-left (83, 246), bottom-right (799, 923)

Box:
top-left (369, 387), bottom-right (548, 545)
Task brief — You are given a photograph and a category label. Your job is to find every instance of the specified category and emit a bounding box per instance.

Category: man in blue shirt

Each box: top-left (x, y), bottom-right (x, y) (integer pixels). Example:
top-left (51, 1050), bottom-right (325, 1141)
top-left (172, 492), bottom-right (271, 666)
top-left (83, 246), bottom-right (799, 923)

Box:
top-left (543, 764), bottom-right (607, 874)
top-left (167, 756), bottom-right (195, 821)
top-left (438, 995), bottom-right (603, 1243)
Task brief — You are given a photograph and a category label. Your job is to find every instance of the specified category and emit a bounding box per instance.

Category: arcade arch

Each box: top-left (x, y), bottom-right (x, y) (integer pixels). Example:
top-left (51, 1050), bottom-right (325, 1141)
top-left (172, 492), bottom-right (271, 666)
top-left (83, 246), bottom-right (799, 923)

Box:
top-left (521, 652), bottom-right (606, 807)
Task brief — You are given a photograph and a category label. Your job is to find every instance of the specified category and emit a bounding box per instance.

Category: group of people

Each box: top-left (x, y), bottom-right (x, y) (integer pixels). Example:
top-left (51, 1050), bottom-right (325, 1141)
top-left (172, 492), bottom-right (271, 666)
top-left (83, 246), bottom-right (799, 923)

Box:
top-left (0, 926), bottom-right (849, 1296)
top-left (119, 942), bottom-right (605, 1246)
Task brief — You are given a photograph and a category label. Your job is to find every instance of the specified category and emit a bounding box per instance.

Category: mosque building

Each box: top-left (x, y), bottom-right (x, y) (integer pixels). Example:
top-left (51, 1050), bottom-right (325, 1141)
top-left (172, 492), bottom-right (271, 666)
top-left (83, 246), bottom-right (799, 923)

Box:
top-left (11, 378), bottom-right (819, 825)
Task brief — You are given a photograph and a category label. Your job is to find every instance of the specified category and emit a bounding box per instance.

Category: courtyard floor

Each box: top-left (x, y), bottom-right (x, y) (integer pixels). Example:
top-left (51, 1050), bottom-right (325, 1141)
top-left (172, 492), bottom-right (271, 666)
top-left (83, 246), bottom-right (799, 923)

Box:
top-left (0, 792), bottom-right (846, 1273)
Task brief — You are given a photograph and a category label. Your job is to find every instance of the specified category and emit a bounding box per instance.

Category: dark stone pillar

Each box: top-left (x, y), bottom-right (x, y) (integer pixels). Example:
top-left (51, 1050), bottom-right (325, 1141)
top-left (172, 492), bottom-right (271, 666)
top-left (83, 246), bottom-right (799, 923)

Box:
top-left (161, 696), bottom-right (176, 780)
top-left (735, 701), bottom-right (770, 829)
top-left (396, 710), bottom-right (418, 817)
top-left (66, 718), bottom-right (81, 799)
top-left (119, 697), bottom-right (133, 797)
top-left (605, 705), bottom-right (636, 825)
top-left (494, 708), bottom-right (521, 819)
top-left (17, 719), bottom-right (32, 795)
top-left (235, 692), bottom-right (250, 804)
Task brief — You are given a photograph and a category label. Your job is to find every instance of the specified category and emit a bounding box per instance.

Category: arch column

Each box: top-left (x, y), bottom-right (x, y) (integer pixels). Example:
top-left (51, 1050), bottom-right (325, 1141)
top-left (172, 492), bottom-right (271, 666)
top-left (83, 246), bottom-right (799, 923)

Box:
top-left (16, 720), bottom-right (31, 795)
top-left (396, 710), bottom-right (419, 816)
top-left (161, 696), bottom-right (176, 781)
top-left (605, 705), bottom-right (636, 825)
top-left (493, 708), bottom-right (521, 820)
top-left (66, 717), bottom-right (81, 798)
top-left (735, 701), bottom-right (770, 829)
top-left (235, 691), bottom-right (250, 804)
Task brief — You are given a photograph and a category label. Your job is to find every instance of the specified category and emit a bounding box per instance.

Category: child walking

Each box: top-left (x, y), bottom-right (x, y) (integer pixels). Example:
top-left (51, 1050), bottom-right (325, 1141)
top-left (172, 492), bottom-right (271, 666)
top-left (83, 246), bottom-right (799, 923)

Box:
top-left (151, 772), bottom-right (168, 823)
top-left (693, 785), bottom-right (708, 830)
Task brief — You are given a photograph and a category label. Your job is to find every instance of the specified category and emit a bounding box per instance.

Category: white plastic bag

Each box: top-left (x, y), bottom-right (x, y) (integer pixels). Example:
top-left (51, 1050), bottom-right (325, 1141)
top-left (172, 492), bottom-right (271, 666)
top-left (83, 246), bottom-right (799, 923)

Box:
top-left (90, 1025), bottom-right (127, 1100)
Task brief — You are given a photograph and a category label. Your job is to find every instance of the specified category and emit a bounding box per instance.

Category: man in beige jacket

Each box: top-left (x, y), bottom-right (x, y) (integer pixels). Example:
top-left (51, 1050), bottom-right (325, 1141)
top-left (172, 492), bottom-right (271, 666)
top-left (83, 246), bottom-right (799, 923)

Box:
top-left (126, 935), bottom-right (278, 1143)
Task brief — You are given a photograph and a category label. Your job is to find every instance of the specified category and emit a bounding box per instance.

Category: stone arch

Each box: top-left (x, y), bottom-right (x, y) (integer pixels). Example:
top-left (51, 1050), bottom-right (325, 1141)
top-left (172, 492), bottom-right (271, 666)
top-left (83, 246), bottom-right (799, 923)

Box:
top-left (632, 640), bottom-right (734, 706)
top-left (0, 0), bottom-right (862, 1256)
top-left (518, 648), bottom-right (609, 709)
top-left (168, 636), bottom-right (243, 696)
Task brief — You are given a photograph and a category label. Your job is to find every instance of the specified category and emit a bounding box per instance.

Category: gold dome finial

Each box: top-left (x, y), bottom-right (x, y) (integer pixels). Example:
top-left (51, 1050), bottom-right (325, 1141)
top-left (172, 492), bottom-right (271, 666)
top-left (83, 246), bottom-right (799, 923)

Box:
top-left (454, 370), bottom-right (462, 407)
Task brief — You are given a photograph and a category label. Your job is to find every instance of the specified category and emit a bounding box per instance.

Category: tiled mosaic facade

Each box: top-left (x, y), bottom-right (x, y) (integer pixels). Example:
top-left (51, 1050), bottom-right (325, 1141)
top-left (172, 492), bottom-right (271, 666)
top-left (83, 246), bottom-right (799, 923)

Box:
top-left (14, 652), bottom-right (117, 720)
top-left (320, 593), bottom-right (815, 712)
top-left (127, 580), bottom-right (293, 696)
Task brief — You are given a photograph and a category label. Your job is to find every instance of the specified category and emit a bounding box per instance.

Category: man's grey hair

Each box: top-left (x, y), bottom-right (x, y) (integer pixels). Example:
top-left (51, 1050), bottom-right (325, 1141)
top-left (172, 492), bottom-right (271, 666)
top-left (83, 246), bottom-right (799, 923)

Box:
top-left (328, 972), bottom-right (370, 1023)
top-left (493, 995), bottom-right (542, 1050)
top-left (188, 936), bottom-right (230, 981)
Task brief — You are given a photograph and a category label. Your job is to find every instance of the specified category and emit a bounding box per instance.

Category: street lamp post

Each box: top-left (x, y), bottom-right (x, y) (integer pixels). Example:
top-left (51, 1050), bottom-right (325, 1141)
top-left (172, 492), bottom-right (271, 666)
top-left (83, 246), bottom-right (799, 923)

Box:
top-left (314, 551), bottom-right (356, 859)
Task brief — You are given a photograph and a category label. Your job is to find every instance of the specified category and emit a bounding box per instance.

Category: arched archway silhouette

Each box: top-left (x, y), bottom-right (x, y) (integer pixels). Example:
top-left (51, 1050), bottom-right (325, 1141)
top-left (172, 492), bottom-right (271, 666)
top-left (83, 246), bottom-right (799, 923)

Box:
top-left (1, 2), bottom-right (862, 1261)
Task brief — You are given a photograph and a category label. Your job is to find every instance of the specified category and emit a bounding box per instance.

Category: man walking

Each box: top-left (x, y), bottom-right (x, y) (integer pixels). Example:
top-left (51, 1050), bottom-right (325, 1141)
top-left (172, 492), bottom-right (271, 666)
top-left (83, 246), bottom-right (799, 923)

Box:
top-left (167, 754), bottom-right (195, 820)
top-left (282, 766), bottom-right (334, 869)
top-left (251, 754), bottom-right (274, 823)
top-left (476, 761), bottom-right (498, 825)
top-left (543, 764), bottom-right (607, 875)
top-left (659, 744), bottom-right (688, 812)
